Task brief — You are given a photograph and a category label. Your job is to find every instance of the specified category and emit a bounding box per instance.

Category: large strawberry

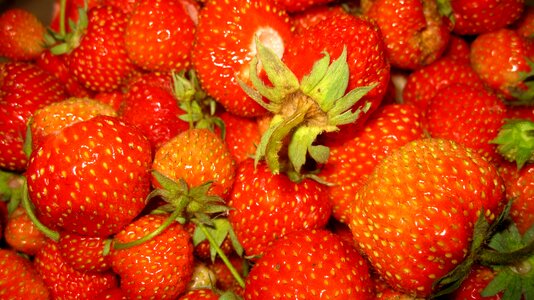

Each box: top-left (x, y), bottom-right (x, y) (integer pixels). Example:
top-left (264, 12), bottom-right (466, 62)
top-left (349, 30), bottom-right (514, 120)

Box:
top-left (243, 228), bottom-right (375, 299)
top-left (191, 0), bottom-right (293, 117)
top-left (25, 115), bottom-right (152, 237)
top-left (0, 8), bottom-right (46, 61)
top-left (361, 0), bottom-right (451, 70)
top-left (0, 248), bottom-right (50, 300)
top-left (348, 138), bottom-right (506, 297)
top-left (0, 62), bottom-right (67, 171)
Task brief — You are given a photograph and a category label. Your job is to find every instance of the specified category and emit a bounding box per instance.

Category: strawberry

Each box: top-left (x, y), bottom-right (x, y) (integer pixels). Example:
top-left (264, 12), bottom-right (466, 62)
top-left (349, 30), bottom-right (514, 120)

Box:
top-left (319, 103), bottom-right (425, 223)
top-left (29, 97), bottom-right (117, 151)
top-left (110, 213), bottom-right (195, 299)
top-left (282, 12), bottom-right (390, 145)
top-left (402, 57), bottom-right (484, 111)
top-left (425, 83), bottom-right (507, 163)
top-left (178, 289), bottom-right (220, 300)
top-left (49, 0), bottom-right (102, 33)
top-left (34, 238), bottom-right (118, 300)
top-left (228, 159), bottom-right (332, 258)
top-left (451, 265), bottom-right (503, 299)
top-left (25, 115), bottom-right (153, 237)
top-left (191, 0), bottom-right (293, 117)
top-left (515, 5), bottom-right (534, 39)
top-left (290, 4), bottom-right (348, 35)
top-left (243, 228), bottom-right (375, 299)
top-left (0, 8), bottom-right (46, 61)
top-left (58, 233), bottom-right (113, 273)
top-left (4, 206), bottom-right (46, 255)
top-left (0, 62), bottom-right (67, 171)
top-left (94, 90), bottom-right (124, 111)
top-left (274, 0), bottom-right (337, 13)
top-left (470, 28), bottom-right (534, 102)
top-left (207, 255), bottom-right (247, 295)
top-left (152, 128), bottom-right (236, 198)
top-left (95, 287), bottom-right (128, 300)
top-left (124, 0), bottom-right (199, 72)
top-left (218, 111), bottom-right (261, 164)
top-left (442, 34), bottom-right (471, 64)
top-left (348, 138), bottom-right (505, 297)
top-left (0, 248), bottom-right (50, 300)
top-left (449, 0), bottom-right (525, 35)
top-left (361, 0), bottom-right (451, 70)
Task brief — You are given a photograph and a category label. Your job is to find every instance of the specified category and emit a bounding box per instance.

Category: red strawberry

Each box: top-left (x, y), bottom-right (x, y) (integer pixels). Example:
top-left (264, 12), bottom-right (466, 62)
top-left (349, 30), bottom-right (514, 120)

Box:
top-left (110, 213), bottom-right (194, 299)
top-left (124, 0), bottom-right (199, 72)
top-left (348, 138), bottom-right (505, 297)
top-left (25, 115), bottom-right (153, 237)
top-left (243, 228), bottom-right (375, 299)
top-left (273, 0), bottom-right (337, 13)
top-left (49, 0), bottom-right (102, 33)
top-left (66, 5), bottom-right (136, 92)
top-left (442, 34), bottom-right (471, 64)
top-left (402, 57), bottom-right (484, 111)
top-left (34, 238), bottom-right (118, 300)
top-left (0, 8), bottom-right (46, 61)
top-left (515, 5), bottom-right (534, 39)
top-left (228, 159), bottom-right (332, 258)
top-left (58, 233), bottom-right (113, 272)
top-left (178, 289), bottom-right (220, 300)
top-left (218, 111), bottom-right (261, 164)
top-left (362, 0), bottom-right (451, 70)
top-left (450, 0), bottom-right (525, 35)
top-left (4, 206), bottom-right (47, 256)
top-left (290, 4), bottom-right (348, 35)
top-left (425, 83), bottom-right (507, 163)
top-left (470, 28), bottom-right (534, 102)
top-left (94, 90), bottom-right (124, 111)
top-left (320, 103), bottom-right (425, 223)
top-left (451, 265), bottom-right (503, 299)
top-left (191, 0), bottom-right (293, 117)
top-left (95, 287), bottom-right (128, 300)
top-left (207, 255), bottom-right (246, 295)
top-left (0, 249), bottom-right (50, 300)
top-left (0, 62), bottom-right (67, 171)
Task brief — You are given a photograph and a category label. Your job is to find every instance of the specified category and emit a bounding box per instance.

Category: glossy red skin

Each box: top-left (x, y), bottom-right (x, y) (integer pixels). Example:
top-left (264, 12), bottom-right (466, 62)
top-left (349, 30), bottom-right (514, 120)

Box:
top-left (67, 5), bottom-right (136, 92)
top-left (25, 115), bottom-right (153, 237)
top-left (244, 229), bottom-right (375, 299)
top-left (451, 266), bottom-right (502, 300)
top-left (119, 82), bottom-right (189, 153)
top-left (470, 28), bottom-right (534, 100)
top-left (320, 103), bottom-right (425, 223)
top-left (0, 8), bottom-right (46, 61)
top-left (35, 239), bottom-right (118, 300)
top-left (4, 207), bottom-right (47, 256)
top-left (274, 0), bottom-right (337, 12)
top-left (58, 233), bottom-right (113, 272)
top-left (192, 0), bottom-right (293, 117)
top-left (363, 0), bottom-right (451, 70)
top-left (425, 83), bottom-right (507, 163)
top-left (442, 35), bottom-right (471, 64)
top-left (178, 289), bottom-right (220, 300)
top-left (290, 4), bottom-right (348, 35)
top-left (402, 57), bottom-right (484, 112)
top-left (283, 13), bottom-right (390, 145)
top-left (228, 159), bottom-right (332, 258)
top-left (349, 138), bottom-right (506, 297)
top-left (451, 0), bottom-right (524, 35)
top-left (0, 62), bottom-right (67, 171)
top-left (0, 249), bottom-right (50, 300)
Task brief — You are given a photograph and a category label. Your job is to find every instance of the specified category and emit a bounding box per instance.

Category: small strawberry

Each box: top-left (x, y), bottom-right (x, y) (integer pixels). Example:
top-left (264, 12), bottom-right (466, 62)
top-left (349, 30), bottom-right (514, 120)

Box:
top-left (4, 206), bottom-right (47, 256)
top-left (34, 238), bottom-right (118, 300)
top-left (348, 138), bottom-right (506, 297)
top-left (0, 249), bottom-right (50, 300)
top-left (451, 265), bottom-right (503, 299)
top-left (0, 8), bottom-right (46, 61)
top-left (191, 0), bottom-right (293, 117)
top-left (110, 213), bottom-right (195, 299)
top-left (0, 61), bottom-right (67, 171)
top-left (243, 228), bottom-right (375, 299)
top-left (362, 0), bottom-right (451, 70)
top-left (25, 115), bottom-right (153, 237)
top-left (124, 0), bottom-right (198, 72)
top-left (58, 233), bottom-right (113, 273)
top-left (442, 34), bottom-right (471, 64)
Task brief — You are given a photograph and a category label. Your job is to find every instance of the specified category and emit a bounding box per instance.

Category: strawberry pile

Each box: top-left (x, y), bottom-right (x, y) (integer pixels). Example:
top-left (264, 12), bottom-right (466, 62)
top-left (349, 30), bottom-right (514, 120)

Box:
top-left (1, 0), bottom-right (534, 299)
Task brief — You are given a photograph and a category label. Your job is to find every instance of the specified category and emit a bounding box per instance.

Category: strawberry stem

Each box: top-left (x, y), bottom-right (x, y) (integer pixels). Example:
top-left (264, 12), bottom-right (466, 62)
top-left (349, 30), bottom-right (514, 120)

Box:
top-left (21, 178), bottom-right (60, 242)
top-left (59, 0), bottom-right (67, 36)
top-left (479, 235), bottom-right (534, 266)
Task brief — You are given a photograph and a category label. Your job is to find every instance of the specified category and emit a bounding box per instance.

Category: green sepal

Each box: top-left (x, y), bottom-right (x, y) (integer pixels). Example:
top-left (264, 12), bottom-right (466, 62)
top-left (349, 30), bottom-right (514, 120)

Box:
top-left (288, 126), bottom-right (328, 174)
top-left (328, 85), bottom-right (376, 126)
top-left (300, 51), bottom-right (331, 96)
top-left (490, 118), bottom-right (534, 169)
top-left (436, 0), bottom-right (455, 26)
top-left (192, 218), bottom-right (244, 262)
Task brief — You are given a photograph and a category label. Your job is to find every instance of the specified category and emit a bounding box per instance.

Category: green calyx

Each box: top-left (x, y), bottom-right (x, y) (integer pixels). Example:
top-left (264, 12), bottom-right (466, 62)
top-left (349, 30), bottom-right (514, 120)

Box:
top-left (491, 118), bottom-right (534, 169)
top-left (239, 38), bottom-right (375, 176)
top-left (43, 0), bottom-right (89, 55)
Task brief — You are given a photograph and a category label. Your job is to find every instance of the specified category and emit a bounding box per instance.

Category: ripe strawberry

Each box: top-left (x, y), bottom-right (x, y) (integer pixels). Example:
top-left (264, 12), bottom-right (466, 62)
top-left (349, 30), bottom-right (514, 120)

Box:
top-left (362, 0), bottom-right (451, 70)
top-left (25, 115), bottom-right (153, 237)
top-left (402, 57), bottom-right (484, 111)
top-left (0, 62), bottom-right (67, 171)
top-left (348, 138), bottom-right (505, 297)
top-left (0, 8), bottom-right (46, 61)
top-left (243, 228), bottom-right (375, 299)
top-left (49, 0), bottom-right (101, 33)
top-left (4, 206), bottom-right (46, 255)
top-left (207, 255), bottom-right (246, 295)
top-left (450, 0), bottom-right (525, 35)
top-left (124, 0), bottom-right (198, 72)
top-left (34, 238), bottom-right (118, 300)
top-left (66, 5), bottom-right (136, 92)
top-left (110, 213), bottom-right (194, 299)
top-left (0, 248), bottom-right (50, 300)
top-left (442, 34), bottom-right (471, 64)
top-left (228, 159), bottom-right (331, 258)
top-left (425, 83), bottom-right (507, 163)
top-left (470, 28), bottom-right (534, 102)
top-left (515, 5), bottom-right (534, 39)
top-left (192, 0), bottom-right (293, 117)
top-left (218, 111), bottom-right (261, 164)
top-left (274, 0), bottom-right (337, 13)
top-left (152, 128), bottom-right (236, 198)
top-left (178, 289), bottom-right (220, 300)
top-left (451, 265), bottom-right (503, 299)
top-left (282, 12), bottom-right (390, 145)
top-left (58, 233), bottom-right (113, 272)
top-left (29, 97), bottom-right (117, 151)
top-left (319, 103), bottom-right (425, 223)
